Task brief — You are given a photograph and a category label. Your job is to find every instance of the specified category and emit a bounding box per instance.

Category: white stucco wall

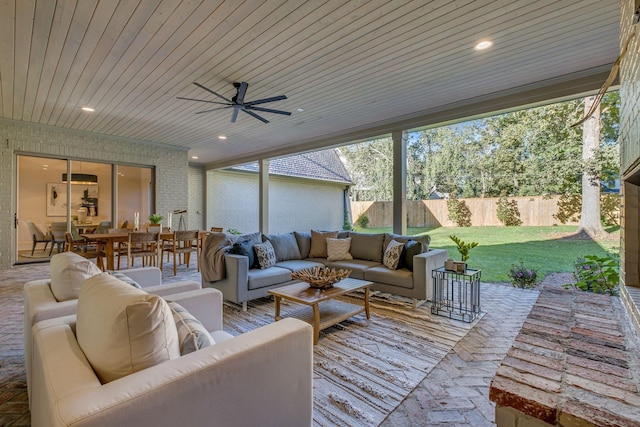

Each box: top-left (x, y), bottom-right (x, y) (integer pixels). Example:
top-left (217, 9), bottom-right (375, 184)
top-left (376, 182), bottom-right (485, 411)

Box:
top-left (0, 118), bottom-right (189, 269)
top-left (188, 165), bottom-right (205, 230)
top-left (206, 169), bottom-right (347, 234)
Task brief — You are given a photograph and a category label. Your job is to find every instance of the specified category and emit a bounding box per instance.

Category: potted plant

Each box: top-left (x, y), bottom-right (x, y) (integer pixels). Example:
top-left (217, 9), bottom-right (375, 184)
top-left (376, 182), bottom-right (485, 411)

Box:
top-left (449, 235), bottom-right (478, 272)
top-left (147, 213), bottom-right (164, 232)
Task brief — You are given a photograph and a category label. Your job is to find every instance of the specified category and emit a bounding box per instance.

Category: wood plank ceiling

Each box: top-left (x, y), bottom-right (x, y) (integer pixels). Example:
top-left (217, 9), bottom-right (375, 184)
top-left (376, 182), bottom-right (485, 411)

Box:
top-left (0, 0), bottom-right (620, 167)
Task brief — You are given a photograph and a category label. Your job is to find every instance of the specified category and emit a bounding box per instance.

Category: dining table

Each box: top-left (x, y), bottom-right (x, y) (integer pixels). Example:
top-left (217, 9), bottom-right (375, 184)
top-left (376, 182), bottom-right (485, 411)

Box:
top-left (85, 230), bottom-right (210, 271)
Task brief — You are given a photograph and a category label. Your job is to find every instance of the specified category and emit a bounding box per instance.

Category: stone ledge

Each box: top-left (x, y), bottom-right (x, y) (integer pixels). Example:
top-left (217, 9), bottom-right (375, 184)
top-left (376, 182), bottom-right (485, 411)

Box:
top-left (489, 283), bottom-right (640, 426)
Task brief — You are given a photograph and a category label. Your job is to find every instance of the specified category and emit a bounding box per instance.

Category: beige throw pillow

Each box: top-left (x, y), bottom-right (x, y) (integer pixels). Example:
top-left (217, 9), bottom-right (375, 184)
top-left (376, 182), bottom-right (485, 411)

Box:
top-left (309, 230), bottom-right (339, 258)
top-left (76, 273), bottom-right (180, 384)
top-left (383, 240), bottom-right (405, 270)
top-left (50, 251), bottom-right (102, 302)
top-left (326, 237), bottom-right (353, 261)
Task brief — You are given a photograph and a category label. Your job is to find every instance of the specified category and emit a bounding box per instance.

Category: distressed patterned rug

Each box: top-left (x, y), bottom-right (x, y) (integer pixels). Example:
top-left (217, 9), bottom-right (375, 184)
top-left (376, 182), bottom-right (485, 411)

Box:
top-left (222, 292), bottom-right (482, 427)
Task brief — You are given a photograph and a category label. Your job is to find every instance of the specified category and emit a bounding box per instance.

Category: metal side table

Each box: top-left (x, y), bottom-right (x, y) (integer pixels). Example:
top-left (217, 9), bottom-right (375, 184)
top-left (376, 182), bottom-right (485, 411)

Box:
top-left (431, 266), bottom-right (481, 322)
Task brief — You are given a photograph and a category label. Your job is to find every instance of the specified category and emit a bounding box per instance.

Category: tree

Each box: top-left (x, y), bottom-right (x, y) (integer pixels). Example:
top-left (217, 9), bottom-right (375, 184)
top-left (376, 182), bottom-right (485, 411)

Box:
top-left (577, 96), bottom-right (606, 237)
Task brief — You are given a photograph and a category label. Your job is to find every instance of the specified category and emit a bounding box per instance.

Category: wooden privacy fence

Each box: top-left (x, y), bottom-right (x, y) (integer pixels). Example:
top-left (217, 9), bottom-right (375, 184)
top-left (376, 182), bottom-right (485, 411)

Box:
top-left (350, 196), bottom-right (609, 227)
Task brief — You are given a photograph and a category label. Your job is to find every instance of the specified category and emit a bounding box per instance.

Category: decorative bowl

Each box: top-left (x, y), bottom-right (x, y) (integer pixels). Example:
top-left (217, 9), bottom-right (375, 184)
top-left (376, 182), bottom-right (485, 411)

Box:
top-left (291, 267), bottom-right (352, 290)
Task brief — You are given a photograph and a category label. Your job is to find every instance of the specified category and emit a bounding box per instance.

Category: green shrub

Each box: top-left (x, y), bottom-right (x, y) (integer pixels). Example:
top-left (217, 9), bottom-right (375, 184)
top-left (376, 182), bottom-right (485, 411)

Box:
top-left (508, 260), bottom-right (538, 289)
top-left (356, 214), bottom-right (369, 228)
top-left (566, 254), bottom-right (619, 295)
top-left (447, 195), bottom-right (472, 227)
top-left (496, 197), bottom-right (522, 226)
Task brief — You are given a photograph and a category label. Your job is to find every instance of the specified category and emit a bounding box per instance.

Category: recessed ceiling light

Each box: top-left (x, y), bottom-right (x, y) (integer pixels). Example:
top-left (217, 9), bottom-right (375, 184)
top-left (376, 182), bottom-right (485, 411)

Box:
top-left (191, 156), bottom-right (199, 159)
top-left (474, 40), bottom-right (493, 51)
top-left (218, 135), bottom-right (227, 140)
top-left (297, 108), bottom-right (304, 112)
top-left (81, 106), bottom-right (95, 112)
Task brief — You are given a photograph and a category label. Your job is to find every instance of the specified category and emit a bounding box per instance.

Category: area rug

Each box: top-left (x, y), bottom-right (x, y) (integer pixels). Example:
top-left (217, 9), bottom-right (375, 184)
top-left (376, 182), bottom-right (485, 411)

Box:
top-left (222, 292), bottom-right (483, 427)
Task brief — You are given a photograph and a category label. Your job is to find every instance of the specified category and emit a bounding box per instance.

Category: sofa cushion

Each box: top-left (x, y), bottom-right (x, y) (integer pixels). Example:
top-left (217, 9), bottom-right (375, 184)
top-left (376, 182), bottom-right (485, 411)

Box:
top-left (229, 239), bottom-right (257, 268)
top-left (349, 232), bottom-right (385, 263)
top-left (384, 233), bottom-right (430, 252)
top-left (324, 259), bottom-right (380, 280)
top-left (76, 273), bottom-right (180, 384)
top-left (294, 231), bottom-right (312, 258)
top-left (275, 259), bottom-right (326, 273)
top-left (169, 301), bottom-right (215, 355)
top-left (402, 240), bottom-right (423, 271)
top-left (326, 237), bottom-right (353, 261)
top-left (50, 251), bottom-right (102, 302)
top-left (247, 267), bottom-right (292, 290)
top-left (309, 230), bottom-right (338, 258)
top-left (108, 271), bottom-right (142, 288)
top-left (365, 266), bottom-right (414, 289)
top-left (235, 232), bottom-right (263, 245)
top-left (383, 240), bottom-right (405, 270)
top-left (264, 232), bottom-right (302, 261)
top-left (254, 241), bottom-right (277, 269)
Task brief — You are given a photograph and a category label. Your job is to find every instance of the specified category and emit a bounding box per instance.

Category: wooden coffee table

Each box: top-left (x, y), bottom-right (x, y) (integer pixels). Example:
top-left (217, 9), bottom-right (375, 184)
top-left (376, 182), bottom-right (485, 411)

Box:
top-left (268, 277), bottom-right (372, 345)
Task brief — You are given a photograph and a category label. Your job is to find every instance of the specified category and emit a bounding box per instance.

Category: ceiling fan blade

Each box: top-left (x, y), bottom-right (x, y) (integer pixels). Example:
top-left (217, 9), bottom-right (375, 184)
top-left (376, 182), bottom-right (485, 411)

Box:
top-left (193, 82), bottom-right (232, 103)
top-left (246, 106), bottom-right (292, 116)
top-left (235, 82), bottom-right (248, 104)
top-left (195, 105), bottom-right (233, 114)
top-left (231, 107), bottom-right (239, 123)
top-left (242, 109), bottom-right (269, 123)
top-left (244, 95), bottom-right (287, 106)
top-left (176, 96), bottom-right (230, 105)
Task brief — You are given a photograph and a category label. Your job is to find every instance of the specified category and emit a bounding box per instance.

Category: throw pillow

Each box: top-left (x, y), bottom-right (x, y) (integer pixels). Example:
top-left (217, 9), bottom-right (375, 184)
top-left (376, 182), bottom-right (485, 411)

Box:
top-left (308, 230), bottom-right (338, 258)
top-left (326, 237), bottom-right (353, 261)
top-left (229, 239), bottom-right (257, 269)
top-left (76, 273), bottom-right (180, 384)
top-left (402, 240), bottom-right (423, 271)
top-left (349, 232), bottom-right (385, 262)
top-left (254, 240), bottom-right (277, 269)
top-left (384, 233), bottom-right (430, 253)
top-left (264, 232), bottom-right (302, 261)
top-left (383, 240), bottom-right (405, 270)
top-left (50, 251), bottom-right (102, 302)
top-left (168, 301), bottom-right (215, 355)
top-left (294, 231), bottom-right (312, 258)
top-left (108, 271), bottom-right (142, 288)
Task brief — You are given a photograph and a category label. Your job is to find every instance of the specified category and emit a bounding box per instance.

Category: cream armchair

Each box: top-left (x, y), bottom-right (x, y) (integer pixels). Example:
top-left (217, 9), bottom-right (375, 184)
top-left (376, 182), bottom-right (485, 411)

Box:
top-left (30, 287), bottom-right (313, 427)
top-left (24, 252), bottom-right (201, 404)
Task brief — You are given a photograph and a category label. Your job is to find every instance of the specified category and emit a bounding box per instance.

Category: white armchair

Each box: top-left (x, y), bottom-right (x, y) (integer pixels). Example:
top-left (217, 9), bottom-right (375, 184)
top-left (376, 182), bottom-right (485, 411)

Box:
top-left (29, 287), bottom-right (313, 427)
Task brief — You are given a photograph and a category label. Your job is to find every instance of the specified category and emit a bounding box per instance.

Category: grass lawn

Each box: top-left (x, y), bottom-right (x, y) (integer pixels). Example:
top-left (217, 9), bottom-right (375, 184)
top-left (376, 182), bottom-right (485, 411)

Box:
top-left (354, 225), bottom-right (620, 283)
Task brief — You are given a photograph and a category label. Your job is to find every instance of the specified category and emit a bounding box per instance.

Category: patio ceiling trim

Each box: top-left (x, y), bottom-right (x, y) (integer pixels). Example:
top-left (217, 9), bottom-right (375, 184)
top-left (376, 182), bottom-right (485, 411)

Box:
top-left (204, 64), bottom-right (613, 170)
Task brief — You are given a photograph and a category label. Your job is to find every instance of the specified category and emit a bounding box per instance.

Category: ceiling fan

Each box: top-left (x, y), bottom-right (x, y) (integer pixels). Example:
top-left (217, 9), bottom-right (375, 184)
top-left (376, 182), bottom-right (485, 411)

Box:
top-left (177, 81), bottom-right (291, 123)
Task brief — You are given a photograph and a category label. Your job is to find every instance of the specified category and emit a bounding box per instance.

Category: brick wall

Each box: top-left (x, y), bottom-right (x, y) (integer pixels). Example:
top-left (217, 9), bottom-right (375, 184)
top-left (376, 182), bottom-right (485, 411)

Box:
top-left (206, 169), bottom-right (346, 234)
top-left (0, 118), bottom-right (189, 270)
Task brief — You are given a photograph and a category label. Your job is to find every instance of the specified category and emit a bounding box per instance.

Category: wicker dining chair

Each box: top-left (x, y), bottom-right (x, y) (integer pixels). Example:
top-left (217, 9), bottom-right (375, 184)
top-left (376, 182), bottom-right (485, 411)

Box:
top-left (162, 230), bottom-right (200, 276)
top-left (127, 231), bottom-right (160, 268)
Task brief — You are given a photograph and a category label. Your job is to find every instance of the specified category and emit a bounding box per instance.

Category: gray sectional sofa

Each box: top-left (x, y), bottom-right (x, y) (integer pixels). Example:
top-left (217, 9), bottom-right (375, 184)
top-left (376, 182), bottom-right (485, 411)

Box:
top-left (202, 230), bottom-right (448, 310)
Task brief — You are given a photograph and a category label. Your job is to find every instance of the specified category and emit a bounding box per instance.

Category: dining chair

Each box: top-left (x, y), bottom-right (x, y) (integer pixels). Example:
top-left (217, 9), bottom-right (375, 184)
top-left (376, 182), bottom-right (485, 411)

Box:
top-left (94, 221), bottom-right (112, 234)
top-left (162, 230), bottom-right (200, 275)
top-left (49, 222), bottom-right (68, 255)
top-left (107, 228), bottom-right (129, 270)
top-left (64, 232), bottom-right (105, 271)
top-left (127, 231), bottom-right (161, 268)
top-left (26, 221), bottom-right (51, 256)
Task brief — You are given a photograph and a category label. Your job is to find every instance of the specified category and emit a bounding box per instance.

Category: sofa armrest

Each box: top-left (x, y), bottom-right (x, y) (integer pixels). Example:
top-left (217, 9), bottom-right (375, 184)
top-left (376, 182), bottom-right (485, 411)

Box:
top-left (144, 280), bottom-right (201, 297)
top-left (163, 288), bottom-right (224, 332)
top-left (31, 317), bottom-right (313, 427)
top-left (204, 254), bottom-right (249, 305)
top-left (119, 267), bottom-right (161, 287)
top-left (413, 248), bottom-right (449, 301)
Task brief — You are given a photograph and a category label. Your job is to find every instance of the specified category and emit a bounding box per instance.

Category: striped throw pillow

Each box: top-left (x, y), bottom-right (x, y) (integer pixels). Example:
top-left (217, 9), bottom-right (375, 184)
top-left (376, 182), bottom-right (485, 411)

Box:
top-left (168, 302), bottom-right (215, 355)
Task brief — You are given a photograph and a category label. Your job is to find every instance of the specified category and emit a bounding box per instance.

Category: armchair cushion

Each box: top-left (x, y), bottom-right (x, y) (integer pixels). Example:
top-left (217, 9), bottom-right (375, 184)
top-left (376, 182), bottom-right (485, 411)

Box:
top-left (108, 271), bottom-right (142, 288)
top-left (169, 301), bottom-right (215, 355)
top-left (76, 273), bottom-right (180, 383)
top-left (50, 252), bottom-right (102, 302)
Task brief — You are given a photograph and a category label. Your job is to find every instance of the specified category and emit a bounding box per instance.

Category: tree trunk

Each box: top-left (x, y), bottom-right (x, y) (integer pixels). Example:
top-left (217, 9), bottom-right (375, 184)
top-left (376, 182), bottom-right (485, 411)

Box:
top-left (577, 96), bottom-right (606, 238)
